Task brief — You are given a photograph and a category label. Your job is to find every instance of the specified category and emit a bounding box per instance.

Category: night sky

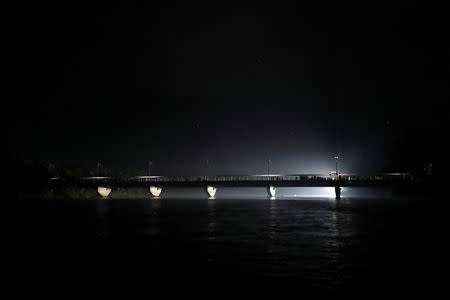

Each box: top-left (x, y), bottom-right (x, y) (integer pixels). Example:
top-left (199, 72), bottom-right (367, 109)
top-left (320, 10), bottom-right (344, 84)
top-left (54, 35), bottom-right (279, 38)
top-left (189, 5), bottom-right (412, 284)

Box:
top-left (7, 2), bottom-right (447, 175)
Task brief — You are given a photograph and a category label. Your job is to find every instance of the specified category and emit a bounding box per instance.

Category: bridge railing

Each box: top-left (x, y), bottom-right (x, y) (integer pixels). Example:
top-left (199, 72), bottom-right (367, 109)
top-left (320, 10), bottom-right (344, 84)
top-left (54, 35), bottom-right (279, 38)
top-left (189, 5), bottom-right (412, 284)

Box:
top-left (79, 173), bottom-right (412, 183)
top-left (132, 175), bottom-right (333, 182)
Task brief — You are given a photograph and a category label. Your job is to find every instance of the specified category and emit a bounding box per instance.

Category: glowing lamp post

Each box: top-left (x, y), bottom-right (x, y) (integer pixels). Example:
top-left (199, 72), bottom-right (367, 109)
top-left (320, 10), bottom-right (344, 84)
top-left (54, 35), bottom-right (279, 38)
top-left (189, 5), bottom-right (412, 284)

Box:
top-left (334, 155), bottom-right (339, 179)
top-left (96, 162), bottom-right (102, 177)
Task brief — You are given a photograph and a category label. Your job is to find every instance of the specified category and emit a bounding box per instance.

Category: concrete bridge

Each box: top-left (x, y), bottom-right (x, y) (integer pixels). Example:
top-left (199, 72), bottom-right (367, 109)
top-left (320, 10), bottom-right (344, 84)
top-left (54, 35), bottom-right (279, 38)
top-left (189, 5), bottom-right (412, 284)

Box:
top-left (69, 173), bottom-right (412, 199)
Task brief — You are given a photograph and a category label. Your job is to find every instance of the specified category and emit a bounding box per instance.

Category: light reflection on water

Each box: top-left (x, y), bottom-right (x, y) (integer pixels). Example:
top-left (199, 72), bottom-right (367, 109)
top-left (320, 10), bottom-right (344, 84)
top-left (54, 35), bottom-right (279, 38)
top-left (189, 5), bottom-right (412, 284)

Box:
top-left (8, 195), bottom-right (431, 292)
top-left (207, 198), bottom-right (216, 240)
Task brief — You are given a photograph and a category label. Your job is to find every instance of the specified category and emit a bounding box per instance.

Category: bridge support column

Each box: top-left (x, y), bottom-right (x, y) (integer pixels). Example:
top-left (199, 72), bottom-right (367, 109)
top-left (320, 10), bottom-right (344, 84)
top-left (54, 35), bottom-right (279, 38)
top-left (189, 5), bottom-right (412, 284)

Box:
top-left (335, 186), bottom-right (341, 199)
top-left (207, 186), bottom-right (217, 198)
top-left (97, 186), bottom-right (112, 198)
top-left (150, 186), bottom-right (162, 197)
top-left (268, 186), bottom-right (276, 198)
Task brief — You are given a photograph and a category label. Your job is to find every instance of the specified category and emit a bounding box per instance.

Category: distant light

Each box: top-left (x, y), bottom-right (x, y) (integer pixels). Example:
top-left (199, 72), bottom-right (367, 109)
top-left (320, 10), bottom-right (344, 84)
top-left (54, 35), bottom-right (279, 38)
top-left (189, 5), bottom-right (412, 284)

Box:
top-left (97, 186), bottom-right (111, 197)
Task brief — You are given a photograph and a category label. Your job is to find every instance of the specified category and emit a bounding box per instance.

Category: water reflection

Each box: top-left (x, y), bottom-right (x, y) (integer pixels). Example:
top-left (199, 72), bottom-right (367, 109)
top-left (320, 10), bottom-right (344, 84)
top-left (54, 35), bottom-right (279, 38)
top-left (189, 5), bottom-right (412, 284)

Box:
top-left (23, 195), bottom-right (414, 291)
top-left (207, 198), bottom-right (216, 241)
top-left (151, 198), bottom-right (161, 215)
top-left (331, 197), bottom-right (354, 258)
top-left (95, 198), bottom-right (111, 242)
top-left (266, 199), bottom-right (279, 258)
top-left (334, 197), bottom-right (353, 225)
top-left (148, 198), bottom-right (162, 236)
top-left (207, 198), bottom-right (216, 263)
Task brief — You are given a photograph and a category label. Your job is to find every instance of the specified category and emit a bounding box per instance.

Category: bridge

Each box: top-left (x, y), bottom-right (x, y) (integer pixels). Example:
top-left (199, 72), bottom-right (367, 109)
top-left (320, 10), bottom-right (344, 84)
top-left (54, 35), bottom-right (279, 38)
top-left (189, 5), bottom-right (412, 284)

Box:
top-left (63, 173), bottom-right (413, 198)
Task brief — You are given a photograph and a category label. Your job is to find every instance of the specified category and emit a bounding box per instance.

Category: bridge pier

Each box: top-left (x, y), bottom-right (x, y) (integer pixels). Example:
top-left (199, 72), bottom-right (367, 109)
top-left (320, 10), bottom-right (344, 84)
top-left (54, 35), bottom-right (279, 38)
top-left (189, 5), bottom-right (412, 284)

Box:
top-left (207, 185), bottom-right (217, 198)
top-left (97, 186), bottom-right (112, 198)
top-left (150, 186), bottom-right (162, 197)
top-left (335, 186), bottom-right (341, 199)
top-left (268, 186), bottom-right (276, 198)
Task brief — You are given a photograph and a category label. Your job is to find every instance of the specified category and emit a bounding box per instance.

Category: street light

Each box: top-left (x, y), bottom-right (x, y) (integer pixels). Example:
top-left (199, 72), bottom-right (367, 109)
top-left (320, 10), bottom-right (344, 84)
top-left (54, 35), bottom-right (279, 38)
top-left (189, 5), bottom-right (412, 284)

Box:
top-left (96, 162), bottom-right (102, 177)
top-left (148, 161), bottom-right (152, 176)
top-left (334, 155), bottom-right (339, 179)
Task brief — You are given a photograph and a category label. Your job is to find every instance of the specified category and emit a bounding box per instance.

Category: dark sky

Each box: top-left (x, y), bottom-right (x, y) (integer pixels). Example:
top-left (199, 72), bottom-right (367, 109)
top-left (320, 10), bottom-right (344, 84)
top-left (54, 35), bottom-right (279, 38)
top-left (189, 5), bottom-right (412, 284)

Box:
top-left (7, 2), bottom-right (447, 175)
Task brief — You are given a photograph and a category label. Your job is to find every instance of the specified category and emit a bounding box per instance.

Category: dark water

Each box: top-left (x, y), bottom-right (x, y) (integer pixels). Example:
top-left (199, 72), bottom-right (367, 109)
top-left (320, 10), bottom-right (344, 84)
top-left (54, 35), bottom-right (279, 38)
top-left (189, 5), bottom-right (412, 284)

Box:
top-left (2, 195), bottom-right (446, 295)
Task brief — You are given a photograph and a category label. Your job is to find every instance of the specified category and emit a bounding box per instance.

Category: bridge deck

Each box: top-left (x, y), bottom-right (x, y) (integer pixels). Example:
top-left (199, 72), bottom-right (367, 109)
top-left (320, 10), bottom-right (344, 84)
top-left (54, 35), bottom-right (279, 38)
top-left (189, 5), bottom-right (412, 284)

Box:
top-left (75, 174), bottom-right (412, 188)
